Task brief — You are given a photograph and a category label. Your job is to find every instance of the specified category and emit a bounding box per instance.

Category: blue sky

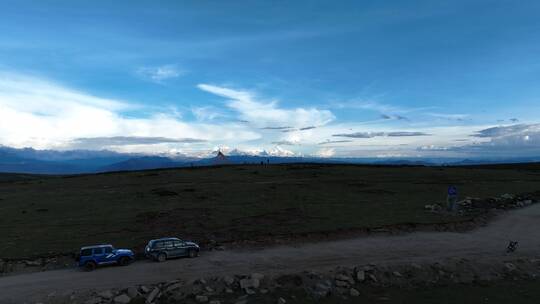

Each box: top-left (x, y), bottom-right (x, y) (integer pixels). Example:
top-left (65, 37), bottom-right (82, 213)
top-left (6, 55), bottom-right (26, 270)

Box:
top-left (1, 0), bottom-right (540, 158)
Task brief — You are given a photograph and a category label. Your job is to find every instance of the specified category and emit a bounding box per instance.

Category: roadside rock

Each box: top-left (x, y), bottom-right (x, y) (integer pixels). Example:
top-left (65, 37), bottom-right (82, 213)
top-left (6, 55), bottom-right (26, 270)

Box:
top-left (223, 275), bottom-right (235, 285)
top-left (98, 290), bottom-right (114, 299)
top-left (127, 287), bottom-right (139, 298)
top-left (239, 278), bottom-right (260, 289)
top-left (113, 294), bottom-right (131, 304)
top-left (145, 287), bottom-right (160, 304)
top-left (355, 269), bottom-right (366, 282)
top-left (84, 298), bottom-right (102, 304)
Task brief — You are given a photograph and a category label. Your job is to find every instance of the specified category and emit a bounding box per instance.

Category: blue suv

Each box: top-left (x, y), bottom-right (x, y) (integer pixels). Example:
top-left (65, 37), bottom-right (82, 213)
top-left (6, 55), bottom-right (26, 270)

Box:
top-left (145, 237), bottom-right (200, 262)
top-left (78, 244), bottom-right (134, 271)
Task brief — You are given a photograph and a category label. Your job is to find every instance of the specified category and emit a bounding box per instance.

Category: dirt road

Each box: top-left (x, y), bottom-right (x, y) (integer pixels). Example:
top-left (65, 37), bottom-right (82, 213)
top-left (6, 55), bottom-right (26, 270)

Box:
top-left (2, 205), bottom-right (540, 303)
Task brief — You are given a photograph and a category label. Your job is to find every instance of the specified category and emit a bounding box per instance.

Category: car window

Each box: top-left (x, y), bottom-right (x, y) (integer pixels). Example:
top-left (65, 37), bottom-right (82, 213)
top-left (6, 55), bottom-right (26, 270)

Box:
top-left (93, 248), bottom-right (104, 255)
top-left (81, 249), bottom-right (92, 256)
top-left (104, 247), bottom-right (113, 254)
top-left (153, 241), bottom-right (163, 249)
top-left (173, 240), bottom-right (182, 247)
top-left (164, 241), bottom-right (173, 248)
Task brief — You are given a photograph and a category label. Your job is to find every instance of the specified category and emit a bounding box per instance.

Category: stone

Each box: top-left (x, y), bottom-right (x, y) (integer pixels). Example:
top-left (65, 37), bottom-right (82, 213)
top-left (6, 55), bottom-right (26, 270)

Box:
top-left (260, 289), bottom-right (269, 294)
top-left (505, 263), bottom-right (517, 272)
top-left (335, 280), bottom-right (349, 287)
top-left (335, 274), bottom-right (354, 285)
top-left (24, 260), bottom-right (41, 267)
top-left (223, 275), bottom-right (235, 285)
top-left (205, 286), bottom-right (214, 292)
top-left (84, 298), bottom-right (102, 304)
top-left (164, 283), bottom-right (182, 293)
top-left (392, 271), bottom-right (403, 277)
top-left (277, 297), bottom-right (287, 304)
top-left (356, 270), bottom-right (366, 282)
top-left (209, 301), bottom-right (221, 304)
top-left (368, 274), bottom-right (378, 282)
top-left (350, 288), bottom-right (360, 297)
top-left (113, 294), bottom-right (131, 304)
top-left (195, 295), bottom-right (209, 303)
top-left (225, 288), bottom-right (234, 294)
top-left (146, 287), bottom-right (160, 304)
top-left (245, 288), bottom-right (256, 295)
top-left (235, 301), bottom-right (248, 304)
top-left (98, 290), bottom-right (114, 299)
top-left (251, 273), bottom-right (265, 281)
top-left (239, 278), bottom-right (260, 289)
top-left (140, 285), bottom-right (150, 293)
top-left (127, 287), bottom-right (139, 298)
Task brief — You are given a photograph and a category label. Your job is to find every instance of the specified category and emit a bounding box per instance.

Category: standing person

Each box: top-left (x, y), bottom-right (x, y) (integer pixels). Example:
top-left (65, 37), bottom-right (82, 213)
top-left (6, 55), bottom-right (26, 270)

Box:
top-left (447, 185), bottom-right (458, 212)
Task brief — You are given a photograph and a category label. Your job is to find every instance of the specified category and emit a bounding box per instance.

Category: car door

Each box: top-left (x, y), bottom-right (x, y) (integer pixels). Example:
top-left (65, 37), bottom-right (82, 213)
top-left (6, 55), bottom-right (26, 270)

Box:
top-left (93, 247), bottom-right (106, 264)
top-left (174, 240), bottom-right (188, 257)
top-left (163, 240), bottom-right (178, 257)
top-left (103, 246), bottom-right (116, 264)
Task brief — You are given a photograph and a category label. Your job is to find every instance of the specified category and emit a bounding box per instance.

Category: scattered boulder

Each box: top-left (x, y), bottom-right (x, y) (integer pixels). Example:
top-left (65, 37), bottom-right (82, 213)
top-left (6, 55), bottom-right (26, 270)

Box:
top-left (145, 287), bottom-right (160, 304)
top-left (98, 290), bottom-right (114, 300)
top-left (355, 269), bottom-right (366, 282)
top-left (223, 275), bottom-right (235, 285)
top-left (127, 287), bottom-right (140, 298)
top-left (239, 278), bottom-right (260, 290)
top-left (113, 294), bottom-right (131, 304)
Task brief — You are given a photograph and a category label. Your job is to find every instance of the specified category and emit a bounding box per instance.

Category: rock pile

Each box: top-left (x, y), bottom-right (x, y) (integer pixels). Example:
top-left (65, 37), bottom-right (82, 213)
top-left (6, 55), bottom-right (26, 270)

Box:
top-left (73, 258), bottom-right (540, 304)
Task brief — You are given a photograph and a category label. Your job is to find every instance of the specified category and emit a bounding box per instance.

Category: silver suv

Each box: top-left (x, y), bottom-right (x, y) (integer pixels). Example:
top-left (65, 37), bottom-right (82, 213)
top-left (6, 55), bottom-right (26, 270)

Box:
top-left (145, 237), bottom-right (200, 262)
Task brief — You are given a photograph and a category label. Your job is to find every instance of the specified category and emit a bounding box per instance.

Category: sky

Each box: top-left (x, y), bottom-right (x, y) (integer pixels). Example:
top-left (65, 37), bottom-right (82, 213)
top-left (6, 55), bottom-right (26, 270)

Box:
top-left (1, 0), bottom-right (540, 158)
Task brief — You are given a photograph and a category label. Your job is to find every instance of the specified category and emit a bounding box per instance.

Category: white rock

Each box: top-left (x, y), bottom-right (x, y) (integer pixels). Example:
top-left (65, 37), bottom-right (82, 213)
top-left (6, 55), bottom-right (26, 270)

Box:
top-left (127, 287), bottom-right (139, 298)
top-left (350, 288), bottom-right (360, 297)
top-left (113, 294), bottom-right (131, 304)
top-left (98, 290), bottom-right (114, 299)
top-left (145, 287), bottom-right (160, 304)
top-left (140, 285), bottom-right (150, 294)
top-left (223, 275), bottom-right (235, 285)
top-left (356, 270), bottom-right (366, 282)
top-left (84, 298), bottom-right (101, 304)
top-left (164, 283), bottom-right (182, 293)
top-left (239, 278), bottom-right (260, 289)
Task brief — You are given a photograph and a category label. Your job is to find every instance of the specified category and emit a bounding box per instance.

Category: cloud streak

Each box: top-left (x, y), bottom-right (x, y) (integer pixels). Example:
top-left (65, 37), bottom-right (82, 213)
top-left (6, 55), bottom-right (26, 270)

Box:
top-left (198, 84), bottom-right (335, 128)
top-left (332, 131), bottom-right (430, 138)
top-left (136, 65), bottom-right (184, 83)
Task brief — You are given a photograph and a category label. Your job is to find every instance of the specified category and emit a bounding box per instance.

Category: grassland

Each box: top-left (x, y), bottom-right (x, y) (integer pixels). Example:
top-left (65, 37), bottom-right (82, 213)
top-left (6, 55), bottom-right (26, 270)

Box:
top-left (1, 163), bottom-right (540, 259)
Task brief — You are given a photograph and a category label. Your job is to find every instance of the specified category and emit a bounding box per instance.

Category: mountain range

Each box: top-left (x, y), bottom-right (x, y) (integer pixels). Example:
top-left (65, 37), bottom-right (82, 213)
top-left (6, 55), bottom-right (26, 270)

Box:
top-left (1, 146), bottom-right (539, 174)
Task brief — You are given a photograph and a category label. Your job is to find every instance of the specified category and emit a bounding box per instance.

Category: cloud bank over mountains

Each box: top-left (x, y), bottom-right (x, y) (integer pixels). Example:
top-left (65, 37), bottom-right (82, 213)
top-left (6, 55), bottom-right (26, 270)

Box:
top-left (0, 72), bottom-right (538, 159)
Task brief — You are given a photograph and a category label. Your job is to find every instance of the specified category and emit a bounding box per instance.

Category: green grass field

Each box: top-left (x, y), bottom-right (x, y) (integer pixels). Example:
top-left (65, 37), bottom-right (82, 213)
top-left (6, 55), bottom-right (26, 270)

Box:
top-left (1, 164), bottom-right (540, 259)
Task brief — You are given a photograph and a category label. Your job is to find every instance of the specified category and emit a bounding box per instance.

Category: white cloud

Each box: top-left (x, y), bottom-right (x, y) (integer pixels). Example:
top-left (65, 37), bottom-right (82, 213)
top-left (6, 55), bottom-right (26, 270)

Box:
top-left (0, 72), bottom-right (259, 152)
top-left (314, 148), bottom-right (335, 157)
top-left (198, 84), bottom-right (335, 128)
top-left (136, 65), bottom-right (184, 83)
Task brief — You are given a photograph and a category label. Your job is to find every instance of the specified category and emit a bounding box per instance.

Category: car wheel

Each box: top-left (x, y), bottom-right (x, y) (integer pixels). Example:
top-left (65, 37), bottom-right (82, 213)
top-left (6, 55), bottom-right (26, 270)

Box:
top-left (84, 261), bottom-right (97, 272)
top-left (157, 253), bottom-right (167, 262)
top-left (118, 256), bottom-right (130, 266)
top-left (188, 249), bottom-right (197, 258)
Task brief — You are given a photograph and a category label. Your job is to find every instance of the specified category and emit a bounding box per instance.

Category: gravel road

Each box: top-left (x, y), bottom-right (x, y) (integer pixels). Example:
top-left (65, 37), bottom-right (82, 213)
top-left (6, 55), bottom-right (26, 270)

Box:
top-left (1, 205), bottom-right (539, 303)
